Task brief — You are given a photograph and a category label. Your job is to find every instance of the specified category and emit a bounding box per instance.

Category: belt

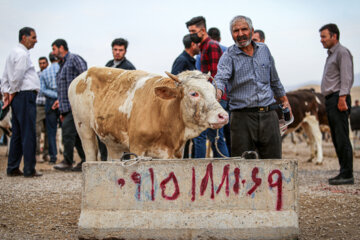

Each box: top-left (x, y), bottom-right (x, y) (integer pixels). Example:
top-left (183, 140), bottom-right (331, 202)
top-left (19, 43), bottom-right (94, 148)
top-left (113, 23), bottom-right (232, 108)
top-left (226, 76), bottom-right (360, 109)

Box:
top-left (232, 104), bottom-right (279, 113)
top-left (325, 91), bottom-right (339, 100)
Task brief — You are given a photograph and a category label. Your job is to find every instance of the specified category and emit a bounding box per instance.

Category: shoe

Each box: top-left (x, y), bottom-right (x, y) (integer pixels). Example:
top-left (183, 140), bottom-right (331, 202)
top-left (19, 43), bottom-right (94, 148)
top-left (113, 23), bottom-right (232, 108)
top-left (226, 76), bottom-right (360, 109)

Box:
top-left (24, 170), bottom-right (43, 178)
top-left (48, 161), bottom-right (56, 165)
top-left (328, 174), bottom-right (341, 181)
top-left (53, 160), bottom-right (73, 171)
top-left (329, 176), bottom-right (354, 185)
top-left (7, 169), bottom-right (23, 177)
top-left (71, 161), bottom-right (85, 172)
top-left (43, 155), bottom-right (50, 162)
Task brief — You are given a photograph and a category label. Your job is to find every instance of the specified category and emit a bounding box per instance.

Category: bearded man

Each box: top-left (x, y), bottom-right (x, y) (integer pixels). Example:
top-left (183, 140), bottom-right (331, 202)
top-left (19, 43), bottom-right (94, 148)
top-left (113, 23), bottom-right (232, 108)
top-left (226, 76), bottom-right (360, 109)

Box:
top-left (214, 15), bottom-right (291, 159)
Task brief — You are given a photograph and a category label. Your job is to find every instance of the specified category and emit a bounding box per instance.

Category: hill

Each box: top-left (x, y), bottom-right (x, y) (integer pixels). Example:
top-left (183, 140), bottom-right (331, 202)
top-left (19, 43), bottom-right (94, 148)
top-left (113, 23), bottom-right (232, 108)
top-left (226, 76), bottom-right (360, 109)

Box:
top-left (294, 85), bottom-right (360, 105)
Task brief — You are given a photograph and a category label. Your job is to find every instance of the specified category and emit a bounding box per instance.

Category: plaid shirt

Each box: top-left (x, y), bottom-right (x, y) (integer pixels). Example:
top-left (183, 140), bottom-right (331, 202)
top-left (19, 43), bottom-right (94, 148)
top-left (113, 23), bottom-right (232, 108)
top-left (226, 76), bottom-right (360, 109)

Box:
top-left (36, 71), bottom-right (46, 105)
top-left (215, 42), bottom-right (286, 111)
top-left (40, 62), bottom-right (60, 99)
top-left (56, 52), bottom-right (87, 113)
top-left (199, 37), bottom-right (226, 100)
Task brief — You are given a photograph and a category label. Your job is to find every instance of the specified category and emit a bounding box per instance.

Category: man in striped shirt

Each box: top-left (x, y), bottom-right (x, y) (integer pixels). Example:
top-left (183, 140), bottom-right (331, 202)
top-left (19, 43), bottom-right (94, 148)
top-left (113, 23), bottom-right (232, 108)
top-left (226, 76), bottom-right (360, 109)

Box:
top-left (215, 15), bottom-right (291, 159)
top-left (40, 53), bottom-right (60, 165)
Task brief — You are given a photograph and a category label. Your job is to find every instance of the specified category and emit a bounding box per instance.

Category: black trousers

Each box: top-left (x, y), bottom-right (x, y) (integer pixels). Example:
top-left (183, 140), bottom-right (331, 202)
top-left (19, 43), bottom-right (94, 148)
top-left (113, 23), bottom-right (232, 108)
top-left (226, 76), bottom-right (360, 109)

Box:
top-left (7, 91), bottom-right (37, 176)
top-left (325, 93), bottom-right (353, 177)
top-left (62, 111), bottom-right (85, 165)
top-left (230, 110), bottom-right (281, 159)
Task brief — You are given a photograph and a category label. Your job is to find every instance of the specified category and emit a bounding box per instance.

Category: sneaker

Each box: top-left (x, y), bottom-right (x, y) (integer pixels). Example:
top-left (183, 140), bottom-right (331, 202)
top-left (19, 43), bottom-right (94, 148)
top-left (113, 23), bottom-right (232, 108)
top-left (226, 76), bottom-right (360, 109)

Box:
top-left (7, 169), bottom-right (23, 177)
top-left (329, 176), bottom-right (354, 185)
top-left (71, 161), bottom-right (85, 172)
top-left (53, 160), bottom-right (72, 171)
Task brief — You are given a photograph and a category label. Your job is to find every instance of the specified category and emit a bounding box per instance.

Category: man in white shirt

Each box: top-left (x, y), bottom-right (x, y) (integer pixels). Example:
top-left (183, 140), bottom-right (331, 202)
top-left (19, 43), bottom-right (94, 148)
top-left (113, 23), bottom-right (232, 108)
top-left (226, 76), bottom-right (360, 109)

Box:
top-left (1, 27), bottom-right (42, 177)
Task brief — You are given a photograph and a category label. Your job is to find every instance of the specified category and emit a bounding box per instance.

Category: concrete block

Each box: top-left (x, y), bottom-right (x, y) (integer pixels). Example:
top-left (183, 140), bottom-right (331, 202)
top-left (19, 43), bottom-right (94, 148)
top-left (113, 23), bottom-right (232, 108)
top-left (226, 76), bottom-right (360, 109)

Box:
top-left (78, 158), bottom-right (299, 240)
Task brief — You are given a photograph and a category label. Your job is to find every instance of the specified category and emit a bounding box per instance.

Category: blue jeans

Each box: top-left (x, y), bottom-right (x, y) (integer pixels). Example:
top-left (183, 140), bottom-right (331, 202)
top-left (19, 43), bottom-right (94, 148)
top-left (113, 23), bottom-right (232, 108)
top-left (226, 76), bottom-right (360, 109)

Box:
top-left (193, 127), bottom-right (229, 158)
top-left (45, 97), bottom-right (59, 162)
top-left (7, 91), bottom-right (37, 176)
top-left (220, 99), bottom-right (231, 156)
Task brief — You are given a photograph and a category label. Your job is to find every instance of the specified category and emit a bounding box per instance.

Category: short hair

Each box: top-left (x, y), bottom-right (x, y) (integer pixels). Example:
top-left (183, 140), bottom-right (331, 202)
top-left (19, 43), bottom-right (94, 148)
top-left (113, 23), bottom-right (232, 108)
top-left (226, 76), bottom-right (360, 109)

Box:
top-left (254, 29), bottom-right (265, 41)
top-left (18, 27), bottom-right (35, 42)
top-left (183, 34), bottom-right (192, 49)
top-left (38, 56), bottom-right (48, 63)
top-left (208, 27), bottom-right (221, 41)
top-left (319, 23), bottom-right (340, 40)
top-left (230, 15), bottom-right (253, 32)
top-left (48, 53), bottom-right (58, 62)
top-left (186, 16), bottom-right (206, 29)
top-left (111, 38), bottom-right (128, 49)
top-left (52, 39), bottom-right (68, 51)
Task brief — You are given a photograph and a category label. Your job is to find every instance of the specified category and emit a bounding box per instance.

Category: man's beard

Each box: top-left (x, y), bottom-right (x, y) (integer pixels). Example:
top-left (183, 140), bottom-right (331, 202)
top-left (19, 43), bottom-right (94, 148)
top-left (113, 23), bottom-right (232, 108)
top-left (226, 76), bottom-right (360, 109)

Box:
top-left (235, 32), bottom-right (252, 48)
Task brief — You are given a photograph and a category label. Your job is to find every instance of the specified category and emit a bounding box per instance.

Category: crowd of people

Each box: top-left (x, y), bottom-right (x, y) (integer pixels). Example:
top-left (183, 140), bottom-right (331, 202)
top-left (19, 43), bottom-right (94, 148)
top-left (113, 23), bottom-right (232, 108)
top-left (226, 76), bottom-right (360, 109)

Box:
top-left (1, 15), bottom-right (355, 185)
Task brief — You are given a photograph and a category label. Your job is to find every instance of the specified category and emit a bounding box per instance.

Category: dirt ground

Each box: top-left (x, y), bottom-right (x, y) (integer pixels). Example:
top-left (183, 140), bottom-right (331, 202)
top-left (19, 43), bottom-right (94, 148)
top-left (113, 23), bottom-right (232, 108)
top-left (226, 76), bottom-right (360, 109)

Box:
top-left (0, 137), bottom-right (359, 240)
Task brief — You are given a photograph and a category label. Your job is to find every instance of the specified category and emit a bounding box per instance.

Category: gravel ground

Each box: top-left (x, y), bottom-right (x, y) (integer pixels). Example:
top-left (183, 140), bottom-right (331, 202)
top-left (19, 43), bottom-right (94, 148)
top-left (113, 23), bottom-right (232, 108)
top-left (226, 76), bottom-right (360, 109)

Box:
top-left (0, 137), bottom-right (359, 240)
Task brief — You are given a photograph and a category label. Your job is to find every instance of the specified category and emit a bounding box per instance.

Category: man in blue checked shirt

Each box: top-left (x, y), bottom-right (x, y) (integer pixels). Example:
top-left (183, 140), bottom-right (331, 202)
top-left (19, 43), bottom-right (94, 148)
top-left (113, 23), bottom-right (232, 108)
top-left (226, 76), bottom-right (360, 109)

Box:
top-left (215, 15), bottom-right (292, 159)
top-left (40, 53), bottom-right (60, 165)
top-left (51, 39), bottom-right (87, 171)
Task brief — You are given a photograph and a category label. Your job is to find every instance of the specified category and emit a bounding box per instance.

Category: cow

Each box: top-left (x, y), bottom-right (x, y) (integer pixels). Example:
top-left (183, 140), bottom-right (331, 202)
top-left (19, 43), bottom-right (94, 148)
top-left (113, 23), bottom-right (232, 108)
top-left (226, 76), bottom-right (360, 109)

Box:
top-left (0, 106), bottom-right (12, 155)
top-left (68, 67), bottom-right (229, 161)
top-left (280, 89), bottom-right (328, 164)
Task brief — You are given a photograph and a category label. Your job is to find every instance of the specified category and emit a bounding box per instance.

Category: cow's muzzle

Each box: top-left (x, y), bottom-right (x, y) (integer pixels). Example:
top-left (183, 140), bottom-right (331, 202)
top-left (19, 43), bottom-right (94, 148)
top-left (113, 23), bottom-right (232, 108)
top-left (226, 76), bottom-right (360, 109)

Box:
top-left (210, 112), bottom-right (229, 129)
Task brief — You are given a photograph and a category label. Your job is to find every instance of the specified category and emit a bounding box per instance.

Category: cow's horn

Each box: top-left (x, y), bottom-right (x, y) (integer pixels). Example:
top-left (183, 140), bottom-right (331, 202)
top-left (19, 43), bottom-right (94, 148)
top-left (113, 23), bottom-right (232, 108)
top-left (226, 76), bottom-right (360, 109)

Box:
top-left (165, 71), bottom-right (181, 84)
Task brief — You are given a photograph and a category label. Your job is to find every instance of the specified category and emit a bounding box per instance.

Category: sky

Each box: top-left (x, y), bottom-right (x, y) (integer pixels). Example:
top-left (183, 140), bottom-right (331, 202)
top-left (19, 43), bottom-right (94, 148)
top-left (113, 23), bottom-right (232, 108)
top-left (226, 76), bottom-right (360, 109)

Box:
top-left (0, 0), bottom-right (359, 90)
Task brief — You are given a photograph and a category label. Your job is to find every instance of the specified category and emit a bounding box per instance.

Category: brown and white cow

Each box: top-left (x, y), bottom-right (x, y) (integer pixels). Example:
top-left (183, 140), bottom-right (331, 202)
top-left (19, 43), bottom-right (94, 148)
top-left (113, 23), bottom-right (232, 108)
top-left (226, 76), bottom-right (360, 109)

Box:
top-left (281, 89), bottom-right (328, 164)
top-left (68, 67), bottom-right (229, 161)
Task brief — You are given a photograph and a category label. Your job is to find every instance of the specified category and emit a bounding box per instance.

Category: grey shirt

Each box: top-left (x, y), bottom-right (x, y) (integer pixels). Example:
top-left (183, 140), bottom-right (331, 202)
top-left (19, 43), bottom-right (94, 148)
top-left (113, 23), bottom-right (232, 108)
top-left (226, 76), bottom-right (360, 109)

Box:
top-left (321, 42), bottom-right (353, 97)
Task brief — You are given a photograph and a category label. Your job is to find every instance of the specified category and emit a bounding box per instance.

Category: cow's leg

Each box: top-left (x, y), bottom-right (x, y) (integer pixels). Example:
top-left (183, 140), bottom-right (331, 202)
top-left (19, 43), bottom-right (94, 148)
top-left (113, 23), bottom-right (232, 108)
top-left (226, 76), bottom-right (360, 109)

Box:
top-left (75, 123), bottom-right (98, 162)
top-left (303, 116), bottom-right (323, 164)
top-left (302, 122), bottom-right (315, 162)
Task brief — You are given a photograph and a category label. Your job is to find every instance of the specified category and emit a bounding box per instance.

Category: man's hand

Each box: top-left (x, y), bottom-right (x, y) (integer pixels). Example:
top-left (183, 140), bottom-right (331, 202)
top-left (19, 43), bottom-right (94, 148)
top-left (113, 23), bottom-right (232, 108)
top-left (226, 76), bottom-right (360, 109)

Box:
top-left (279, 95), bottom-right (293, 117)
top-left (2, 93), bottom-right (16, 109)
top-left (60, 114), bottom-right (64, 123)
top-left (337, 96), bottom-right (348, 111)
top-left (216, 89), bottom-right (223, 102)
top-left (52, 100), bottom-right (59, 110)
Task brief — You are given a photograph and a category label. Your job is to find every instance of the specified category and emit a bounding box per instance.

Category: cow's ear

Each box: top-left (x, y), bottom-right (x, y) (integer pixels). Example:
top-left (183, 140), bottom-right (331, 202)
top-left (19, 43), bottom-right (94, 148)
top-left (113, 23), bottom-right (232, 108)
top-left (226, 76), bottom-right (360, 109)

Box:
top-left (154, 86), bottom-right (179, 100)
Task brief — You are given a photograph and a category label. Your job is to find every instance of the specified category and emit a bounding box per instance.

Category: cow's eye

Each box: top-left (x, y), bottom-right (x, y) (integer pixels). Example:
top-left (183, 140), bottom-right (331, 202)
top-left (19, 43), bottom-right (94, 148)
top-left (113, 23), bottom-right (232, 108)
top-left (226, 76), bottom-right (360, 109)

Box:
top-left (190, 91), bottom-right (199, 97)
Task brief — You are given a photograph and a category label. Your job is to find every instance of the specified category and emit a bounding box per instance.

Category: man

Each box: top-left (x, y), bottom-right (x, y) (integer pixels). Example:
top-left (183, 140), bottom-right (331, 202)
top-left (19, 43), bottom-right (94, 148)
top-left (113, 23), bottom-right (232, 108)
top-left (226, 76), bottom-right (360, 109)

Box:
top-left (215, 15), bottom-right (291, 159)
top-left (1, 27), bottom-right (42, 177)
top-left (36, 56), bottom-right (49, 163)
top-left (40, 53), bottom-right (60, 165)
top-left (252, 29), bottom-right (265, 43)
top-left (171, 34), bottom-right (199, 75)
top-left (171, 34), bottom-right (200, 158)
top-left (186, 16), bottom-right (229, 158)
top-left (195, 27), bottom-right (227, 71)
top-left (105, 38), bottom-right (136, 70)
top-left (319, 23), bottom-right (354, 185)
top-left (51, 39), bottom-right (87, 171)
top-left (206, 27), bottom-right (231, 155)
top-left (97, 38), bottom-right (136, 161)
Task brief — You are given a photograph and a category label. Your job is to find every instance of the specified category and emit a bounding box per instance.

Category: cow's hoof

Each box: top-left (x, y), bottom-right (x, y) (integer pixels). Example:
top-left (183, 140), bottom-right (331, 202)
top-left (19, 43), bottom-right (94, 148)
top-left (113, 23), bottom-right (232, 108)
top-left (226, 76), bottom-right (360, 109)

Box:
top-left (306, 158), bottom-right (313, 162)
top-left (315, 161), bottom-right (323, 165)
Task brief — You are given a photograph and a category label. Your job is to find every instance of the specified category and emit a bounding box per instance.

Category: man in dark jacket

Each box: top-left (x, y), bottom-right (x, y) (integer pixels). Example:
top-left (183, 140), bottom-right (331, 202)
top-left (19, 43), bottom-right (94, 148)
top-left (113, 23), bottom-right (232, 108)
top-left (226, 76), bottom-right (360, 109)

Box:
top-left (100, 38), bottom-right (136, 161)
top-left (105, 38), bottom-right (136, 70)
top-left (171, 34), bottom-right (199, 75)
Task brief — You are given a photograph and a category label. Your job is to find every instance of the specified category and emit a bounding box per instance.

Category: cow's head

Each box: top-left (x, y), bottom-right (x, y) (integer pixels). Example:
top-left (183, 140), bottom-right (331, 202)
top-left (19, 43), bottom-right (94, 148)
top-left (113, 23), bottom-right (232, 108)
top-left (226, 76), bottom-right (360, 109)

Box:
top-left (155, 70), bottom-right (229, 136)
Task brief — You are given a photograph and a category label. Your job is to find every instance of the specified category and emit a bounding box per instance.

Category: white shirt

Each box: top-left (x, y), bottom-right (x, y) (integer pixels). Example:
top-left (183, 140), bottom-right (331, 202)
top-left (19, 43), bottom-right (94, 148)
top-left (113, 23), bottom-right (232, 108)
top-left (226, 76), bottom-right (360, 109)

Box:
top-left (1, 43), bottom-right (40, 94)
